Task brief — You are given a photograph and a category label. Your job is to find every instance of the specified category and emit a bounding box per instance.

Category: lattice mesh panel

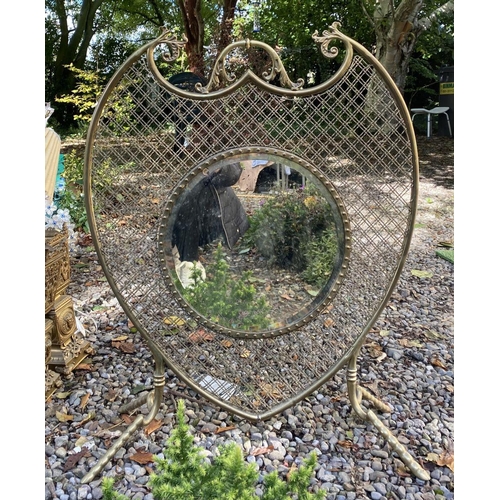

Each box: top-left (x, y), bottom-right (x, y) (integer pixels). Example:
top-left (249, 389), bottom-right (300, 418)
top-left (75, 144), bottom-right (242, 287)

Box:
top-left (87, 45), bottom-right (415, 416)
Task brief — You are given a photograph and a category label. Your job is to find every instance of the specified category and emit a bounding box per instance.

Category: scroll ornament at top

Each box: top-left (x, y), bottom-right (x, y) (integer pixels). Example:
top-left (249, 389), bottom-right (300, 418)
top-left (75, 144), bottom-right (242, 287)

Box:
top-left (148, 31), bottom-right (304, 93)
top-left (148, 23), bottom-right (350, 94)
top-left (312, 22), bottom-right (348, 59)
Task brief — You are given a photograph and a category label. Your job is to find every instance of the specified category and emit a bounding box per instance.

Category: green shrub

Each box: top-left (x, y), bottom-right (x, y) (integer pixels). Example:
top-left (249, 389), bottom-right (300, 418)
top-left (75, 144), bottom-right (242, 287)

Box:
top-left (183, 244), bottom-right (271, 330)
top-left (55, 148), bottom-right (135, 232)
top-left (54, 150), bottom-right (88, 232)
top-left (301, 229), bottom-right (339, 287)
top-left (243, 184), bottom-right (339, 287)
top-left (56, 63), bottom-right (135, 138)
top-left (55, 64), bottom-right (104, 133)
top-left (102, 400), bottom-right (326, 500)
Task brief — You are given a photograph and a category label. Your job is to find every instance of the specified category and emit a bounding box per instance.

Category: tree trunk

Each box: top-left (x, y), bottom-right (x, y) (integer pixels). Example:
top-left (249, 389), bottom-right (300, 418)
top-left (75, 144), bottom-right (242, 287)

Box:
top-left (216, 0), bottom-right (238, 55)
top-left (177, 0), bottom-right (238, 78)
top-left (372, 0), bottom-right (424, 91)
top-left (177, 0), bottom-right (205, 77)
top-left (368, 0), bottom-right (454, 92)
top-left (361, 0), bottom-right (453, 132)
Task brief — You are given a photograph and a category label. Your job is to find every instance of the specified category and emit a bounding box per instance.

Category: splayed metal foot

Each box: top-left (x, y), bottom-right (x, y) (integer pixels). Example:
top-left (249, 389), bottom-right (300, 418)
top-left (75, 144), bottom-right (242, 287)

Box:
top-left (346, 354), bottom-right (430, 481)
top-left (81, 356), bottom-right (165, 484)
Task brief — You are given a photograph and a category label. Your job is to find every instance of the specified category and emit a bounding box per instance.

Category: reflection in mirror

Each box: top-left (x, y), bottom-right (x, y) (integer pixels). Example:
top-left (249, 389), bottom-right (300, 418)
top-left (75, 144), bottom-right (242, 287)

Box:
top-left (164, 157), bottom-right (345, 333)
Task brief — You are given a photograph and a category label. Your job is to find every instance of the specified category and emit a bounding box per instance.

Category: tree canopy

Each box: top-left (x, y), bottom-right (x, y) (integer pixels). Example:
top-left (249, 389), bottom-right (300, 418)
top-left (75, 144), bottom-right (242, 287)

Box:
top-left (45, 0), bottom-right (453, 134)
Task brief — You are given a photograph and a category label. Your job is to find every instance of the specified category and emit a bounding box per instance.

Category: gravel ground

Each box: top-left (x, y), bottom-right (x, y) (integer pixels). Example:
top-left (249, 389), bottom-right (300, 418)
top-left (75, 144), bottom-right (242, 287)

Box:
top-left (44, 136), bottom-right (454, 500)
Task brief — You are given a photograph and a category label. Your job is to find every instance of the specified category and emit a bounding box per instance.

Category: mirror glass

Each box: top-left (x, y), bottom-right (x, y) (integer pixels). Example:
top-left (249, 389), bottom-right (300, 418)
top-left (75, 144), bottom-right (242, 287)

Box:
top-left (161, 155), bottom-right (346, 333)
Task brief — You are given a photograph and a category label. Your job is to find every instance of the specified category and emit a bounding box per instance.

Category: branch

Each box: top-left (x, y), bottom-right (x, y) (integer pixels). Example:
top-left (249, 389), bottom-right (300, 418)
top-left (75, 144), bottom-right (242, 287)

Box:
top-left (418, 0), bottom-right (454, 30)
top-left (67, 0), bottom-right (105, 62)
top-left (148, 0), bottom-right (166, 27)
top-left (54, 0), bottom-right (69, 58)
top-left (115, 6), bottom-right (161, 27)
top-left (358, 0), bottom-right (375, 28)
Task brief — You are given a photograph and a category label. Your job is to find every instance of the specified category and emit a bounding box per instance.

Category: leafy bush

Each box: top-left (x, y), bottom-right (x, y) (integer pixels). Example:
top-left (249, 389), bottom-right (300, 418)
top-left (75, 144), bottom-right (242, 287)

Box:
top-left (54, 150), bottom-right (88, 232)
top-left (301, 229), bottom-right (339, 287)
top-left (55, 64), bottom-right (103, 132)
top-left (243, 184), bottom-right (339, 286)
top-left (55, 188), bottom-right (89, 234)
top-left (102, 400), bottom-right (326, 500)
top-left (55, 148), bottom-right (135, 233)
top-left (183, 244), bottom-right (271, 330)
top-left (56, 63), bottom-right (135, 138)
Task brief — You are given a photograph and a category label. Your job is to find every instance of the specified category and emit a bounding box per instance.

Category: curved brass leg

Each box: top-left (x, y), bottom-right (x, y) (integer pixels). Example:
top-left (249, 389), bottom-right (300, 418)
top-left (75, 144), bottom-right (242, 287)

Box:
top-left (81, 355), bottom-right (165, 484)
top-left (118, 391), bottom-right (153, 415)
top-left (346, 353), bottom-right (430, 481)
top-left (356, 385), bottom-right (392, 414)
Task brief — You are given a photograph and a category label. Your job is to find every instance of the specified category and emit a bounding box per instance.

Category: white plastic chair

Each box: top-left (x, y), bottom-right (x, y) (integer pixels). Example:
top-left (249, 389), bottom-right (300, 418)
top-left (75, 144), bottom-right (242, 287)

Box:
top-left (411, 106), bottom-right (452, 138)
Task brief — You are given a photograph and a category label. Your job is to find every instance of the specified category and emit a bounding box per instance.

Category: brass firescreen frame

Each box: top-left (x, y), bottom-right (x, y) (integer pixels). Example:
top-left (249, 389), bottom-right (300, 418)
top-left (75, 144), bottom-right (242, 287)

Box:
top-left (82, 23), bottom-right (428, 482)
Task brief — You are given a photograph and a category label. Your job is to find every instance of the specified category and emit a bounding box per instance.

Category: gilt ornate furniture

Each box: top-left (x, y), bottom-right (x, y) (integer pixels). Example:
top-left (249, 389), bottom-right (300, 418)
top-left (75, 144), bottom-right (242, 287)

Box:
top-left (82, 24), bottom-right (430, 482)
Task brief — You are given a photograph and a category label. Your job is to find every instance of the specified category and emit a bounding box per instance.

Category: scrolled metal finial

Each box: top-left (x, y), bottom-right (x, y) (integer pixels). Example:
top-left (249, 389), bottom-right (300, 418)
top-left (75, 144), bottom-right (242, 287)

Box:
top-left (197, 56), bottom-right (237, 93)
top-left (261, 51), bottom-right (304, 90)
top-left (156, 30), bottom-right (188, 63)
top-left (312, 22), bottom-right (345, 59)
top-left (203, 40), bottom-right (304, 92)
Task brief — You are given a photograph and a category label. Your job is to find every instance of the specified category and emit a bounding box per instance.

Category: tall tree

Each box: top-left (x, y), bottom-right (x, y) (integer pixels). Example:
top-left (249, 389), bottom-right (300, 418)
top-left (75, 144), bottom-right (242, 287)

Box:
top-left (177, 0), bottom-right (206, 76)
top-left (46, 0), bottom-right (111, 126)
top-left (361, 0), bottom-right (454, 91)
top-left (176, 0), bottom-right (238, 77)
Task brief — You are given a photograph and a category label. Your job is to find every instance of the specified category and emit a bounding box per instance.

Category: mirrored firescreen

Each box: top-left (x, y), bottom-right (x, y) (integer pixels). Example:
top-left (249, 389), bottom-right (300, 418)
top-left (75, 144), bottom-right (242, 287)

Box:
top-left (158, 152), bottom-right (350, 337)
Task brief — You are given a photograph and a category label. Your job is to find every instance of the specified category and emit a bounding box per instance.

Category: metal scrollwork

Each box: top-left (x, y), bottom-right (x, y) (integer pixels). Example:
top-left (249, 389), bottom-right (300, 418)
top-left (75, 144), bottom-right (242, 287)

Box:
top-left (156, 28), bottom-right (188, 63)
top-left (200, 39), bottom-right (304, 93)
top-left (196, 55), bottom-right (237, 94)
top-left (147, 33), bottom-right (304, 95)
top-left (312, 22), bottom-right (347, 59)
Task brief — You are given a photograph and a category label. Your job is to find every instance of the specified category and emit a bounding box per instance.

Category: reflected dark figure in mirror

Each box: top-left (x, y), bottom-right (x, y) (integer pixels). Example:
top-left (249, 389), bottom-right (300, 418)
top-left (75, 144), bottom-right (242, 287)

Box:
top-left (172, 163), bottom-right (249, 262)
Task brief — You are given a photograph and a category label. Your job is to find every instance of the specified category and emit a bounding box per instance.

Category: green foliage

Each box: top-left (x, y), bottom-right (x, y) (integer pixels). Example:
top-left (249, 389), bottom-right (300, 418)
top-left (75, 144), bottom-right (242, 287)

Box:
top-left (55, 64), bottom-right (104, 128)
top-left (404, 5), bottom-right (454, 108)
top-left (55, 150), bottom-right (88, 232)
top-left (55, 63), bottom-right (136, 138)
top-left (55, 188), bottom-right (89, 234)
top-left (60, 149), bottom-right (85, 188)
top-left (262, 453), bottom-right (325, 500)
top-left (104, 400), bottom-right (326, 500)
top-left (46, 0), bottom-right (453, 135)
top-left (183, 244), bottom-right (271, 330)
top-left (301, 229), bottom-right (338, 287)
top-left (102, 477), bottom-right (129, 500)
top-left (55, 148), bottom-right (135, 233)
top-left (243, 185), bottom-right (338, 286)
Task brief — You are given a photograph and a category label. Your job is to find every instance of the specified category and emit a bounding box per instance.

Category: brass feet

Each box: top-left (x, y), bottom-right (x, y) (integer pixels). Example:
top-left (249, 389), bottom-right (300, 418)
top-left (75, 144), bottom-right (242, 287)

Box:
top-left (346, 356), bottom-right (430, 481)
top-left (81, 357), bottom-right (165, 484)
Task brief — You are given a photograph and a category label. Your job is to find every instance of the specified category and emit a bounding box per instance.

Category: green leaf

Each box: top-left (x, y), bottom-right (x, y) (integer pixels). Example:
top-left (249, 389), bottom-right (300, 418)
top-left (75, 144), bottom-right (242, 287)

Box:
top-left (436, 249), bottom-right (454, 263)
top-left (424, 330), bottom-right (445, 340)
top-left (411, 269), bottom-right (433, 278)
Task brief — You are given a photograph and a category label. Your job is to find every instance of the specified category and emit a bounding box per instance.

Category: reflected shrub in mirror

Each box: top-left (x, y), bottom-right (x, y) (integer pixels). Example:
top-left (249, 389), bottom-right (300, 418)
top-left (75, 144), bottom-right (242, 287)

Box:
top-left (182, 244), bottom-right (272, 331)
top-left (243, 184), bottom-right (339, 287)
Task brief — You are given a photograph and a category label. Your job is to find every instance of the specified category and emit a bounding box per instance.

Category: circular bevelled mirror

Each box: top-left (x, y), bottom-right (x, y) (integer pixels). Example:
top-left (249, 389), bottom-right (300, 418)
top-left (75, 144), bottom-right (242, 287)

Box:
top-left (158, 149), bottom-right (350, 337)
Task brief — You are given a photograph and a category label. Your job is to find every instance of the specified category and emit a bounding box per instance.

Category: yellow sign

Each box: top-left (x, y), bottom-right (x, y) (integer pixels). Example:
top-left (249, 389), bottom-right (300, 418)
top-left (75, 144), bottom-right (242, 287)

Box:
top-left (440, 82), bottom-right (454, 95)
